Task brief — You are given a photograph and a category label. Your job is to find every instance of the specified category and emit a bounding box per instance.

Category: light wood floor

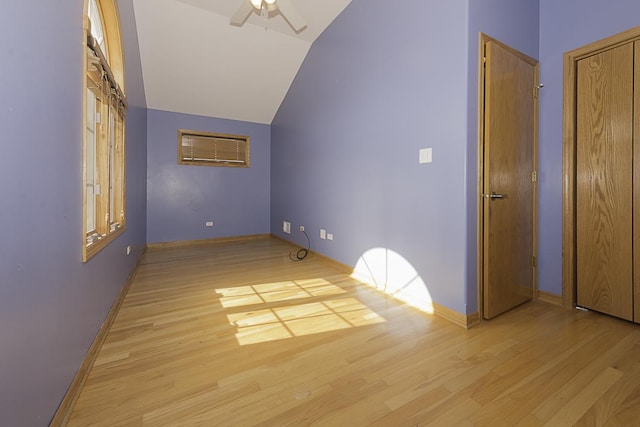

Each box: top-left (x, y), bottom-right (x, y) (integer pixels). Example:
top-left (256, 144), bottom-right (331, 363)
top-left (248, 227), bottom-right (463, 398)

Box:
top-left (66, 238), bottom-right (640, 426)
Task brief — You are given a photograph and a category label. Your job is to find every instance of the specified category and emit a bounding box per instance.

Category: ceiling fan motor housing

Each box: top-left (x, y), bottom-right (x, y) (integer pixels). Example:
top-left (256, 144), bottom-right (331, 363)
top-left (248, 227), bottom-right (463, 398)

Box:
top-left (251, 0), bottom-right (278, 11)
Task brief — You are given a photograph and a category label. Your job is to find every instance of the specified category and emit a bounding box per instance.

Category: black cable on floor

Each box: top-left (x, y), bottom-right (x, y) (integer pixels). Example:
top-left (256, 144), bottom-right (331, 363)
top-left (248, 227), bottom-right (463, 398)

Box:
top-left (289, 229), bottom-right (310, 262)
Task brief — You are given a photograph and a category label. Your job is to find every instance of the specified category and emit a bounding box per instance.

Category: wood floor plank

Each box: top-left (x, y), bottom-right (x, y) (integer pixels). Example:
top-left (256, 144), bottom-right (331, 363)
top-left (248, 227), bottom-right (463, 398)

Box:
top-left (64, 238), bottom-right (640, 426)
top-left (543, 367), bottom-right (624, 426)
top-left (532, 330), bottom-right (638, 422)
top-left (577, 360), bottom-right (640, 426)
top-left (604, 380), bottom-right (640, 426)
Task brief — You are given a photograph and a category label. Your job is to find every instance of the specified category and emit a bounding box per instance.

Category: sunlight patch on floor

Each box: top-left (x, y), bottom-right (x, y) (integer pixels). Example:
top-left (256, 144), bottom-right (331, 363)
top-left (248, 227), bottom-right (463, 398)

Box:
top-left (217, 279), bottom-right (347, 308)
top-left (227, 298), bottom-right (385, 345)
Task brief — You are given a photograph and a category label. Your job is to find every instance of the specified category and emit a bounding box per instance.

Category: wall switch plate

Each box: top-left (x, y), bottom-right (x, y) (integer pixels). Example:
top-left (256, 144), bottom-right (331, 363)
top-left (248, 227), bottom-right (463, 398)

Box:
top-left (320, 229), bottom-right (326, 239)
top-left (126, 245), bottom-right (131, 255)
top-left (419, 148), bottom-right (433, 164)
top-left (327, 233), bottom-right (333, 241)
top-left (205, 221), bottom-right (214, 227)
top-left (283, 221), bottom-right (291, 234)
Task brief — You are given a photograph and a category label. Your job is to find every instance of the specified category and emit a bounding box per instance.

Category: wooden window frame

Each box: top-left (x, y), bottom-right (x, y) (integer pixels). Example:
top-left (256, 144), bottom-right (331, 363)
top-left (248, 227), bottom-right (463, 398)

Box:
top-left (178, 129), bottom-right (250, 168)
top-left (83, 0), bottom-right (127, 262)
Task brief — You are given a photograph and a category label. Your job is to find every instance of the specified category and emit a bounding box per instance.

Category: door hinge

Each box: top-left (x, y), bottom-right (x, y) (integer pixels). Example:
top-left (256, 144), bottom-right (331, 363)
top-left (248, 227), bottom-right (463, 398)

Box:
top-left (531, 171), bottom-right (537, 183)
top-left (532, 255), bottom-right (537, 267)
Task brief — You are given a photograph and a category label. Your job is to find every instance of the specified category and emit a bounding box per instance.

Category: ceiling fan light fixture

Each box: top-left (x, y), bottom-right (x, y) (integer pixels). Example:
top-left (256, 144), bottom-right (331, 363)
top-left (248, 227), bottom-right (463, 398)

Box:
top-left (230, 0), bottom-right (306, 32)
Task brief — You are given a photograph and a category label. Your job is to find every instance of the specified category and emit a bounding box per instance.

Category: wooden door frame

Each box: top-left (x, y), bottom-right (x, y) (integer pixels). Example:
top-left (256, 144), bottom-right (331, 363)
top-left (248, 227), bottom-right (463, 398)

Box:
top-left (562, 26), bottom-right (640, 309)
top-left (477, 33), bottom-right (539, 320)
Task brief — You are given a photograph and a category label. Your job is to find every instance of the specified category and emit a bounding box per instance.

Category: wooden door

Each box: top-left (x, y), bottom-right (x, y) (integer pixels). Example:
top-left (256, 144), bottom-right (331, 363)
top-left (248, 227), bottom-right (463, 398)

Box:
top-left (482, 40), bottom-right (537, 319)
top-left (576, 43), bottom-right (634, 321)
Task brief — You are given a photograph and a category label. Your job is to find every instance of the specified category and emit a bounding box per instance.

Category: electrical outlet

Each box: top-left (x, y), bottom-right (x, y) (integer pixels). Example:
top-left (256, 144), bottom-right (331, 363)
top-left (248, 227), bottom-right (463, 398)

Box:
top-left (327, 233), bottom-right (333, 241)
top-left (299, 225), bottom-right (305, 232)
top-left (283, 221), bottom-right (291, 234)
top-left (126, 245), bottom-right (131, 255)
top-left (320, 229), bottom-right (326, 239)
top-left (205, 221), bottom-right (214, 227)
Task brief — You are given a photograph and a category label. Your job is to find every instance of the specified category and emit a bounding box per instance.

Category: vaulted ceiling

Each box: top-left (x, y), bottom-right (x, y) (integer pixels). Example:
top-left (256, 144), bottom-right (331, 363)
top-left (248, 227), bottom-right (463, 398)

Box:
top-left (133, 0), bottom-right (353, 124)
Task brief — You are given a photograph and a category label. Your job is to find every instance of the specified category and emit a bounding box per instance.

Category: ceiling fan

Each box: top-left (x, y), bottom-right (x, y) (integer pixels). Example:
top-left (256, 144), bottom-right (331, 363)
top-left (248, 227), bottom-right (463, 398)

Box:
top-left (230, 0), bottom-right (307, 33)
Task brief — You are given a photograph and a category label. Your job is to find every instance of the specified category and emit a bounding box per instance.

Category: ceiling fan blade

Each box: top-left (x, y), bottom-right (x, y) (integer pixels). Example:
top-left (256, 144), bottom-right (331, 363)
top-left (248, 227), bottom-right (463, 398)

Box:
top-left (276, 0), bottom-right (307, 32)
top-left (230, 0), bottom-right (254, 26)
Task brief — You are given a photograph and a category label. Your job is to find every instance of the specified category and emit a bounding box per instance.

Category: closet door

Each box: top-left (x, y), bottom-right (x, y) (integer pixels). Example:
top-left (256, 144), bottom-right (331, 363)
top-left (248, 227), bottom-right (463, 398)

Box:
top-left (576, 42), bottom-right (634, 321)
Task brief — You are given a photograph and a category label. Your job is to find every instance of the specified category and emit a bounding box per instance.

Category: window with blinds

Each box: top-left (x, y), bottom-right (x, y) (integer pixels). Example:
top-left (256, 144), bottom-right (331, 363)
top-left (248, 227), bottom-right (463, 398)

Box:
top-left (178, 130), bottom-right (250, 168)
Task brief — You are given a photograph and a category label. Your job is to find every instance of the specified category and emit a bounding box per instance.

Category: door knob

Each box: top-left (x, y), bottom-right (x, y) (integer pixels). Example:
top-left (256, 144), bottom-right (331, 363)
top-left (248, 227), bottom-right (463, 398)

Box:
top-left (484, 192), bottom-right (506, 200)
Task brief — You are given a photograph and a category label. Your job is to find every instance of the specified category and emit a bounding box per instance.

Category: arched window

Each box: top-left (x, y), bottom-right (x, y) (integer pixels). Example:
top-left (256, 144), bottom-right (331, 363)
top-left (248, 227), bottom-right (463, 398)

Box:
top-left (88, 0), bottom-right (107, 59)
top-left (83, 0), bottom-right (127, 261)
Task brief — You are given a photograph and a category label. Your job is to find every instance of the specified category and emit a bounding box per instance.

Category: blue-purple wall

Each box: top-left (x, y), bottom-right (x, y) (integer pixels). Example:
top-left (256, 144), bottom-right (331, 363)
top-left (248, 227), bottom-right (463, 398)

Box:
top-left (537, 0), bottom-right (640, 295)
top-left (146, 109), bottom-right (270, 243)
top-left (272, 0), bottom-right (542, 315)
top-left (0, 0), bottom-right (147, 425)
top-left (272, 0), bottom-right (471, 314)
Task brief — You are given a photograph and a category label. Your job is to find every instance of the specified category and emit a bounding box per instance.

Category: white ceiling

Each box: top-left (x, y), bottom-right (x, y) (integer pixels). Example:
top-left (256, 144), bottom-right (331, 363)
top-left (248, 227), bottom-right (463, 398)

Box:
top-left (133, 0), bottom-right (352, 124)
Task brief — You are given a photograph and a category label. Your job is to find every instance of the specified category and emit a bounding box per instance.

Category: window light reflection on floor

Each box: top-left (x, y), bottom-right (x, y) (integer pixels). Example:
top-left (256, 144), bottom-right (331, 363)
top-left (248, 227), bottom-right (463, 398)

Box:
top-left (352, 247), bottom-right (434, 314)
top-left (218, 278), bottom-right (347, 309)
top-left (218, 276), bottom-right (386, 346)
